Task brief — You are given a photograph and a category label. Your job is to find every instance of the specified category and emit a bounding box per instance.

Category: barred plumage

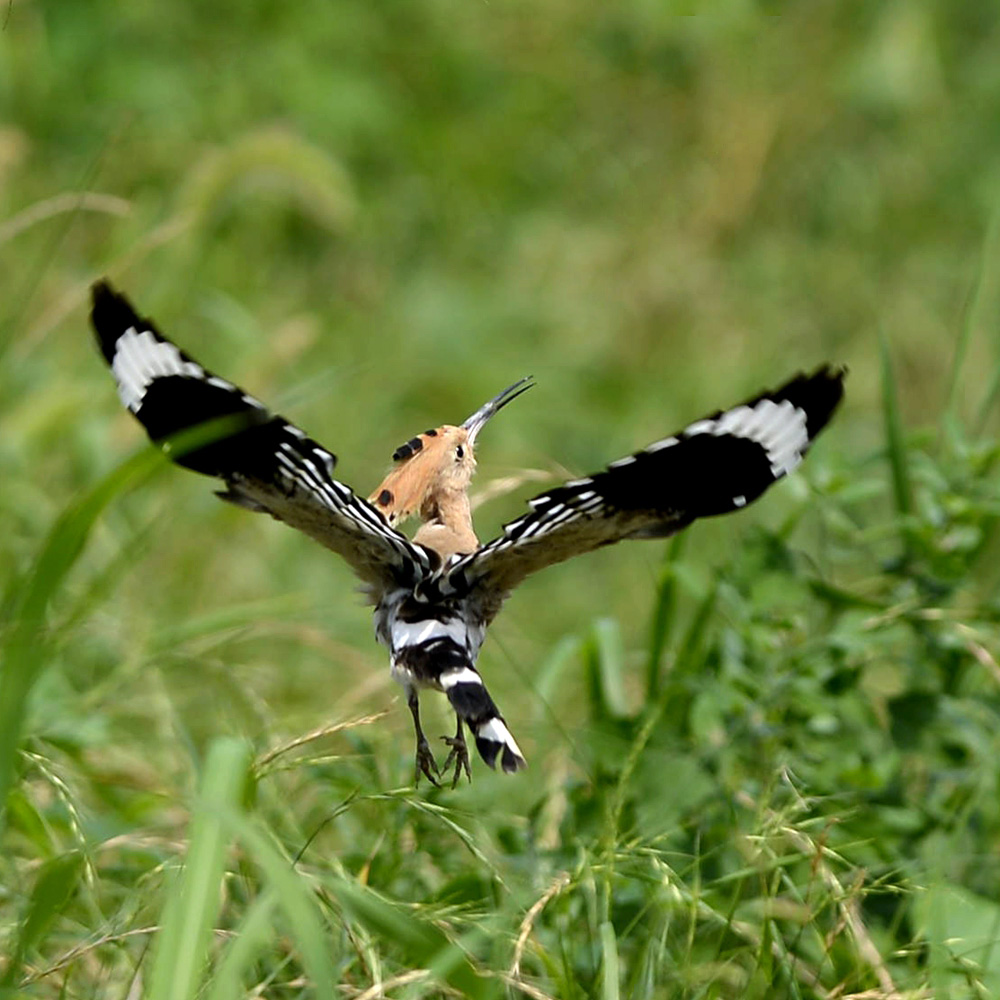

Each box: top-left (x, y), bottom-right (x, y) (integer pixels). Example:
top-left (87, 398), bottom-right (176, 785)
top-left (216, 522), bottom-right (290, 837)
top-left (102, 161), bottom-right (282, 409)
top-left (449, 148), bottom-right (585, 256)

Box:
top-left (91, 280), bottom-right (845, 785)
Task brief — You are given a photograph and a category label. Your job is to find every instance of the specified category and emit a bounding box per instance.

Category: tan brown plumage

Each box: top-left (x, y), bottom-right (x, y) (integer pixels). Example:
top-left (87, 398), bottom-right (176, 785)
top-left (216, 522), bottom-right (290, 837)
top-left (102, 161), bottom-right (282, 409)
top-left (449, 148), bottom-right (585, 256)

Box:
top-left (368, 379), bottom-right (535, 561)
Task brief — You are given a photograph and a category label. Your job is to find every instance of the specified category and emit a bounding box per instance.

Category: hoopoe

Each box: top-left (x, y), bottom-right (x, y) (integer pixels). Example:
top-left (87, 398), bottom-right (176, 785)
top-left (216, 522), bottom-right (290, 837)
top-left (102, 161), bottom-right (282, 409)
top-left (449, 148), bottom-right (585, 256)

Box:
top-left (90, 280), bottom-right (845, 786)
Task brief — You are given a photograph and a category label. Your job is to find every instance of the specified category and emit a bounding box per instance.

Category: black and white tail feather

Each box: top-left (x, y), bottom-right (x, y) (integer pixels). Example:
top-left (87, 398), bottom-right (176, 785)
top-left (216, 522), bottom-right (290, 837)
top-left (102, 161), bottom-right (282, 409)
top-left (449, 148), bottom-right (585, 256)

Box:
top-left (91, 279), bottom-right (844, 783)
top-left (378, 591), bottom-right (525, 775)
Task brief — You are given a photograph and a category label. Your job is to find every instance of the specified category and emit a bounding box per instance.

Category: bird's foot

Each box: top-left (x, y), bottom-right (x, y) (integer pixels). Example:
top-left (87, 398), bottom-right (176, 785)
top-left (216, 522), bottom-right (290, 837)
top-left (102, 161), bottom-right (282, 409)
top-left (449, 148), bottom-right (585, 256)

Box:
top-left (415, 738), bottom-right (441, 787)
top-left (441, 733), bottom-right (472, 788)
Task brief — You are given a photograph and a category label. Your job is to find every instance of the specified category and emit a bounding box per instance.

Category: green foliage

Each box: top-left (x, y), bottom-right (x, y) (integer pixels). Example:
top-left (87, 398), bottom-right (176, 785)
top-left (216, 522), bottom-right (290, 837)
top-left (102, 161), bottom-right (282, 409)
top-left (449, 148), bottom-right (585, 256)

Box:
top-left (7, 343), bottom-right (1000, 998)
top-left (6, 2), bottom-right (1000, 997)
top-left (0, 451), bottom-right (159, 832)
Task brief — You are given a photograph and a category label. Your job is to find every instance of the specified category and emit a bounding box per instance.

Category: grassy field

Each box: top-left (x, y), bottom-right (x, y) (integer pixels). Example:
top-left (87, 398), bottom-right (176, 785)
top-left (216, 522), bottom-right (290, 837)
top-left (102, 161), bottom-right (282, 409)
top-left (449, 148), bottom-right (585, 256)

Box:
top-left (5, 3), bottom-right (1000, 997)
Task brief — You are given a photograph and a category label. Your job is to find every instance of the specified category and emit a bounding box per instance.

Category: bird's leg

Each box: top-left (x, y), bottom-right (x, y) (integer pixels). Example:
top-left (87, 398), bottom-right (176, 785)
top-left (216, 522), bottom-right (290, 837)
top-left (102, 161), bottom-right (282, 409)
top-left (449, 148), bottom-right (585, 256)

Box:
top-left (407, 689), bottom-right (440, 787)
top-left (441, 716), bottom-right (472, 787)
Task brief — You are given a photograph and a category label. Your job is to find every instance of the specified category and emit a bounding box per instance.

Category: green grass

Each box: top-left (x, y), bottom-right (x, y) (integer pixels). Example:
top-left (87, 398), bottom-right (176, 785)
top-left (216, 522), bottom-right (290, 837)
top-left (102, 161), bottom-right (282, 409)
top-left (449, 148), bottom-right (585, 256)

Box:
top-left (13, 415), bottom-right (1000, 998)
top-left (6, 3), bottom-right (1000, 997)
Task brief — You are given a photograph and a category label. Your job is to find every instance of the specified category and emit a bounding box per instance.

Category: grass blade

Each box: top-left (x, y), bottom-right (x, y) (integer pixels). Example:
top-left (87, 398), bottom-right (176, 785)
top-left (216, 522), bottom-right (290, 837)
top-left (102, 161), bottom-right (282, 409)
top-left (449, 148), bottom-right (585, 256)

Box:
top-left (974, 358), bottom-right (1000, 436)
top-left (0, 850), bottom-right (85, 989)
top-left (645, 533), bottom-right (687, 701)
top-left (943, 208), bottom-right (998, 428)
top-left (0, 450), bottom-right (158, 832)
top-left (205, 890), bottom-right (279, 1000)
top-left (330, 878), bottom-right (494, 999)
top-left (586, 619), bottom-right (629, 721)
top-left (222, 813), bottom-right (339, 996)
top-left (147, 737), bottom-right (251, 1000)
top-left (672, 583), bottom-right (719, 679)
top-left (600, 921), bottom-right (620, 1000)
top-left (877, 324), bottom-right (913, 556)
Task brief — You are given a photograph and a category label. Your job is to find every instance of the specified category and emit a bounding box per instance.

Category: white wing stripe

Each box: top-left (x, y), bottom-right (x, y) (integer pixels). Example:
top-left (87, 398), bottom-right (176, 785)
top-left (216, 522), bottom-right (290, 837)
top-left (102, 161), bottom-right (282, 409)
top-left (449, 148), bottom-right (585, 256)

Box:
top-left (517, 520), bottom-right (547, 541)
top-left (546, 507), bottom-right (582, 529)
top-left (290, 454), bottom-right (418, 558)
top-left (683, 398), bottom-right (809, 478)
top-left (112, 328), bottom-right (206, 412)
top-left (645, 436), bottom-right (679, 453)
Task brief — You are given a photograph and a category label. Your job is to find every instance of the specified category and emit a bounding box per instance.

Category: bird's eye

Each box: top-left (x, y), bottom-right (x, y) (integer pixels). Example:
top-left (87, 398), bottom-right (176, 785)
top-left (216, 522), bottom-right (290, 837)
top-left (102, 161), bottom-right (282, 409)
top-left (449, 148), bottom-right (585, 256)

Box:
top-left (456, 445), bottom-right (465, 460)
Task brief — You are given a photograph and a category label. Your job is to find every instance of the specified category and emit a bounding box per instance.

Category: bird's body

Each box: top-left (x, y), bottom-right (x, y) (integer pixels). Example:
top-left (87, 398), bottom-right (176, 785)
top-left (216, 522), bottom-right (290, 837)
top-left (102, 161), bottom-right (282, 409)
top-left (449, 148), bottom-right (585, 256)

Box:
top-left (90, 280), bottom-right (845, 785)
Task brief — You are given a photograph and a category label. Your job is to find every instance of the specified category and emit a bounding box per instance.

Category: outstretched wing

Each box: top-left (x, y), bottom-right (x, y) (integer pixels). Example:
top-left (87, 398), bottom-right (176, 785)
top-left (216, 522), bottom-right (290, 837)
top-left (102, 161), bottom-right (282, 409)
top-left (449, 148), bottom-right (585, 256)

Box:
top-left (441, 366), bottom-right (845, 613)
top-left (90, 281), bottom-right (435, 589)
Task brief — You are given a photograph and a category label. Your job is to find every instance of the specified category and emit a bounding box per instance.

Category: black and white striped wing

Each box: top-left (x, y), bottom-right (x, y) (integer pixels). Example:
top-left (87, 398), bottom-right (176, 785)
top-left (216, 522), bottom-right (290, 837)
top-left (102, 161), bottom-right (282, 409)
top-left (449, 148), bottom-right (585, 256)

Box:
top-left (90, 281), bottom-right (434, 589)
top-left (445, 366), bottom-right (845, 609)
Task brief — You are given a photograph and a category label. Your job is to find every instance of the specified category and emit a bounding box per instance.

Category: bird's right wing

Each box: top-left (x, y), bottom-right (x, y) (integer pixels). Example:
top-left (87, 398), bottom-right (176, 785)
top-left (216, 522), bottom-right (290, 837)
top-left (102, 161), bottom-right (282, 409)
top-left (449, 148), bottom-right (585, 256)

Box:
top-left (440, 366), bottom-right (845, 615)
top-left (90, 281), bottom-right (435, 590)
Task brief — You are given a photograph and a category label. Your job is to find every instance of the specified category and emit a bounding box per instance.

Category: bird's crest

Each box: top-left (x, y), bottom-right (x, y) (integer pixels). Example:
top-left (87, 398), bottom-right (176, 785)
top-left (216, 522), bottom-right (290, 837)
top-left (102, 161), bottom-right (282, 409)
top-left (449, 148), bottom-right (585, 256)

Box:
top-left (371, 425), bottom-right (470, 526)
top-left (369, 377), bottom-right (534, 530)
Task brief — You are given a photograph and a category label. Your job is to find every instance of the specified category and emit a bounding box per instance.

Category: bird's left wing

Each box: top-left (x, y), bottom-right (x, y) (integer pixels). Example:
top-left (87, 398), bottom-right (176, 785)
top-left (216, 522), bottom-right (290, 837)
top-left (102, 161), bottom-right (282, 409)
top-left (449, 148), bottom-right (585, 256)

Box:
top-left (439, 366), bottom-right (845, 615)
top-left (90, 281), bottom-right (435, 590)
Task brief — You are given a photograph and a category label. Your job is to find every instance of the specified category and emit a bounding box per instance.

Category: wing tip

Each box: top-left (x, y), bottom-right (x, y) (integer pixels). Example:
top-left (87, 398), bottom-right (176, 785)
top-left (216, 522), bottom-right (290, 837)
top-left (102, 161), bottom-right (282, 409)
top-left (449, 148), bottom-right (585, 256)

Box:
top-left (798, 361), bottom-right (847, 438)
top-left (807, 361), bottom-right (848, 395)
top-left (90, 277), bottom-right (143, 362)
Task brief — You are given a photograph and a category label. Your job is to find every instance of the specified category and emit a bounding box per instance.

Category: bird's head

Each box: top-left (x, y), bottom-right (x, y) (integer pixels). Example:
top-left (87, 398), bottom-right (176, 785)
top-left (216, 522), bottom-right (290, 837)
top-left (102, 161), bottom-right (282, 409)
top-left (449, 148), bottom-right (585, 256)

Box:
top-left (370, 376), bottom-right (533, 527)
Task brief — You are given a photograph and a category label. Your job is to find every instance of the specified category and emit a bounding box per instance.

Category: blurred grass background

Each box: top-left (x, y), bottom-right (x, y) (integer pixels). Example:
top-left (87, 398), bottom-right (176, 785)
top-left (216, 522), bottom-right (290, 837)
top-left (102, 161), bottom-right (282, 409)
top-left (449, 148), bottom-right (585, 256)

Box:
top-left (5, 2), bottom-right (1000, 997)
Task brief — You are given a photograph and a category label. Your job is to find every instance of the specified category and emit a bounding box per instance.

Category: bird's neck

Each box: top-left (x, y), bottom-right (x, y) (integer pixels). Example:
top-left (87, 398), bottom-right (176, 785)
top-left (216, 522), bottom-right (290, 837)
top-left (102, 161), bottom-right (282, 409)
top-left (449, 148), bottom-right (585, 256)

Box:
top-left (414, 488), bottom-right (478, 559)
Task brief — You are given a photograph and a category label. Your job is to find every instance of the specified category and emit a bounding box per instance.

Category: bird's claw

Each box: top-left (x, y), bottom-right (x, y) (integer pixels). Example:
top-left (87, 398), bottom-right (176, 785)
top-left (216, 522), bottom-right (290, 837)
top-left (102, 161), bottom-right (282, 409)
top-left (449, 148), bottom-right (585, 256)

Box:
top-left (441, 734), bottom-right (472, 787)
top-left (415, 739), bottom-right (441, 787)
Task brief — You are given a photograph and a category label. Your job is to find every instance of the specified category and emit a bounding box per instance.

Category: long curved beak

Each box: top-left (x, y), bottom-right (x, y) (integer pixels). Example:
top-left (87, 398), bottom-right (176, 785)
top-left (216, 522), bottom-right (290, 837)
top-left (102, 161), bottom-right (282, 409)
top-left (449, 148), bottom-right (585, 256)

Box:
top-left (461, 376), bottom-right (534, 446)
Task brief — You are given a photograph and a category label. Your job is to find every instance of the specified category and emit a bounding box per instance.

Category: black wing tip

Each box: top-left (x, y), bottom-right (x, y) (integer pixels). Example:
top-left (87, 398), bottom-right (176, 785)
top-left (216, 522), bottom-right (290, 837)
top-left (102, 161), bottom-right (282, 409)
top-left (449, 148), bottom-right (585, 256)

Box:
top-left (91, 276), bottom-right (116, 300)
top-left (775, 362), bottom-right (847, 396)
top-left (90, 277), bottom-right (131, 318)
top-left (806, 361), bottom-right (848, 395)
top-left (797, 362), bottom-right (847, 436)
top-left (742, 362), bottom-right (845, 442)
top-left (90, 278), bottom-right (144, 362)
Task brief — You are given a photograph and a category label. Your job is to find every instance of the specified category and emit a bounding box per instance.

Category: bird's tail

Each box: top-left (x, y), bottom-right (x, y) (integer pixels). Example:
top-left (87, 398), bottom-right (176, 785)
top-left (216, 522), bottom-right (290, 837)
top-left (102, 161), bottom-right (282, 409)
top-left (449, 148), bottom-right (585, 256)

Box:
top-left (388, 599), bottom-right (527, 774)
top-left (439, 665), bottom-right (526, 773)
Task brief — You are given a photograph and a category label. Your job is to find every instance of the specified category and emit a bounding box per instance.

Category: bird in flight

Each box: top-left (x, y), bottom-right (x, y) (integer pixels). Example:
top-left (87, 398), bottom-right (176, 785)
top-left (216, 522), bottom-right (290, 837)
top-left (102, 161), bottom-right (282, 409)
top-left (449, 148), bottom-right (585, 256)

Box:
top-left (90, 281), bottom-right (845, 786)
